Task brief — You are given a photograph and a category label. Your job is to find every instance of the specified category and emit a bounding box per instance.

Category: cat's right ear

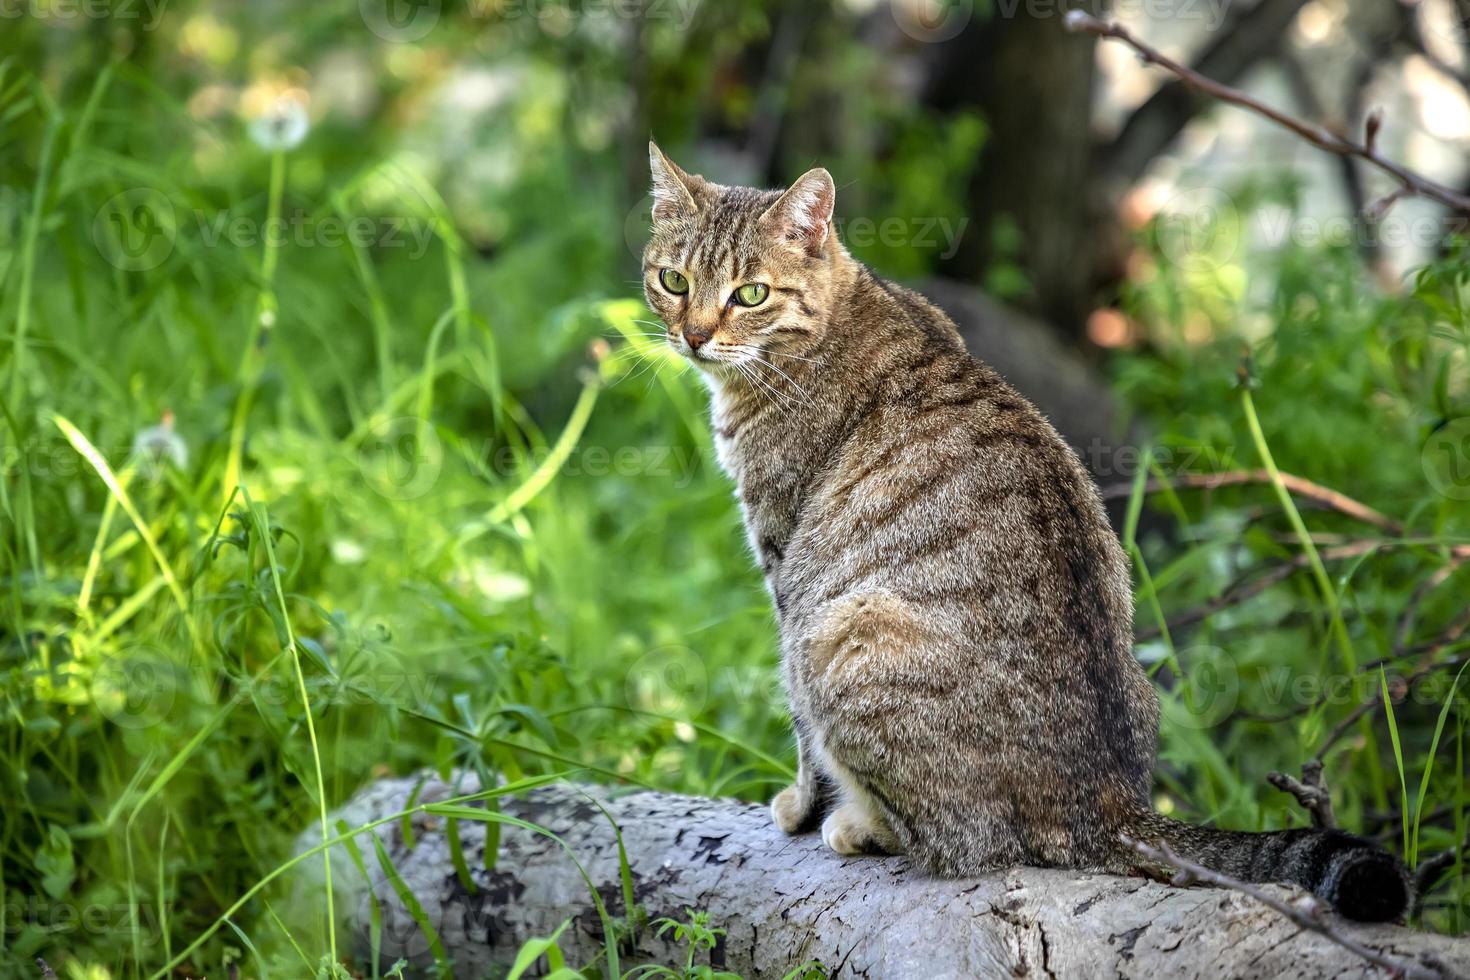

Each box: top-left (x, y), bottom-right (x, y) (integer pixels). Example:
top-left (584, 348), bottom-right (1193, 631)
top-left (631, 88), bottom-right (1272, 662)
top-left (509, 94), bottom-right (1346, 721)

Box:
top-left (649, 141), bottom-right (707, 222)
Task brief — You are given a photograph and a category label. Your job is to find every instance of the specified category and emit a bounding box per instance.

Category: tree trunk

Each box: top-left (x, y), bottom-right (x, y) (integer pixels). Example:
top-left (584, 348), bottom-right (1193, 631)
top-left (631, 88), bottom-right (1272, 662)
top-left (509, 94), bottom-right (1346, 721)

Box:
top-left (303, 774), bottom-right (1470, 979)
top-left (923, 1), bottom-right (1101, 339)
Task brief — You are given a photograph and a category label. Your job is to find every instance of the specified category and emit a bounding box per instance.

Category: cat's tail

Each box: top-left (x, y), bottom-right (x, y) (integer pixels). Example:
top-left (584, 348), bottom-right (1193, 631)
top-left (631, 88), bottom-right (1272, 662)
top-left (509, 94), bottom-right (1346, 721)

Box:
top-left (1119, 808), bottom-right (1411, 922)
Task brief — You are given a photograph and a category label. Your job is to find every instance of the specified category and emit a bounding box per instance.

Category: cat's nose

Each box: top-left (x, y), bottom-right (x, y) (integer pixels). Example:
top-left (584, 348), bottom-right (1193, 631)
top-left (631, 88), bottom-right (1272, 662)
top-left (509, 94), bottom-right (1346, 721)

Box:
top-left (684, 327), bottom-right (713, 350)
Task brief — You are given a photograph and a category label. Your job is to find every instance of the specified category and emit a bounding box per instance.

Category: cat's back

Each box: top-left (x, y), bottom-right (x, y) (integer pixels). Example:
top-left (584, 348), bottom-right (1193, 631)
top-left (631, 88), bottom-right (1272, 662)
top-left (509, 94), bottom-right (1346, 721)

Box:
top-left (786, 269), bottom-right (1131, 649)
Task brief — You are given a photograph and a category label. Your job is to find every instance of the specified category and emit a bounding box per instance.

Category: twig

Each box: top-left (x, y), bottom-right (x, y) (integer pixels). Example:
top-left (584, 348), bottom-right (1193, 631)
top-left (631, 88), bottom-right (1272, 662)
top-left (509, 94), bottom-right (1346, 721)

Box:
top-left (1268, 759), bottom-right (1337, 829)
top-left (1370, 803), bottom-right (1458, 837)
top-left (1415, 827), bottom-right (1470, 916)
top-left (1316, 651), bottom-right (1470, 762)
top-left (1119, 835), bottom-right (1450, 980)
top-left (1063, 11), bottom-right (1470, 215)
top-left (1102, 469), bottom-right (1404, 535)
top-left (1100, 0), bottom-right (1313, 184)
top-left (1135, 540), bottom-right (1388, 642)
top-left (1394, 560), bottom-right (1468, 658)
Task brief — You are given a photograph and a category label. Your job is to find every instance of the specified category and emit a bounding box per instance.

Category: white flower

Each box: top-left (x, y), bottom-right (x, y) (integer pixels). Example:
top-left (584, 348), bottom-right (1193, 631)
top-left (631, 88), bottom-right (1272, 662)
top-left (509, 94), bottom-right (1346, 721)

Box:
top-left (248, 96), bottom-right (310, 151)
top-left (131, 412), bottom-right (189, 478)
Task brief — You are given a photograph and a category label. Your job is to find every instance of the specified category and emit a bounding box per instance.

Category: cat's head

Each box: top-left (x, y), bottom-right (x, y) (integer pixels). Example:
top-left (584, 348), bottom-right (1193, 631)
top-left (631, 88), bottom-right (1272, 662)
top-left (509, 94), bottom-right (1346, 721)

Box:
top-left (642, 142), bottom-right (842, 372)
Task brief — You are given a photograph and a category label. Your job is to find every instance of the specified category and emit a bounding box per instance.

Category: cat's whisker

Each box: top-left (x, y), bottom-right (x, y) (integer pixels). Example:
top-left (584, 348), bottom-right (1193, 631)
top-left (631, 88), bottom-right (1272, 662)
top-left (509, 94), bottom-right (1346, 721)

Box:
top-left (639, 358), bottom-right (668, 398)
top-left (741, 354), bottom-right (814, 407)
top-left (758, 349), bottom-right (825, 365)
top-left (733, 360), bottom-right (786, 416)
top-left (736, 357), bottom-right (799, 415)
top-left (731, 346), bottom-right (816, 405)
top-left (618, 356), bottom-right (662, 387)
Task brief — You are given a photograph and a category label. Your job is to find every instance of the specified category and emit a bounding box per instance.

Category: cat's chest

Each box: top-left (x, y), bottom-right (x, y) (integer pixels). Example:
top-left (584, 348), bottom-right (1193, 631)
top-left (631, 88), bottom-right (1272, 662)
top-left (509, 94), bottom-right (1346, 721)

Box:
top-left (707, 387), bottom-right (805, 572)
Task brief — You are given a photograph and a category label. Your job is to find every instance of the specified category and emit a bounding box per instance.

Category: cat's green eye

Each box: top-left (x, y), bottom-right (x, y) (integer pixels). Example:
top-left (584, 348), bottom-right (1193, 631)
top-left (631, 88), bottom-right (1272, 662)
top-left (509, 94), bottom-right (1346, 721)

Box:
top-left (659, 269), bottom-right (689, 295)
top-left (733, 283), bottom-right (769, 307)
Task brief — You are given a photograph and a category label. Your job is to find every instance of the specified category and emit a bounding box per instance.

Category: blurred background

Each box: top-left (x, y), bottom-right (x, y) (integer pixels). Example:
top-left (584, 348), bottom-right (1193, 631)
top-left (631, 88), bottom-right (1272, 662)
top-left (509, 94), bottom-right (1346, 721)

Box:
top-left (2, 0), bottom-right (1470, 976)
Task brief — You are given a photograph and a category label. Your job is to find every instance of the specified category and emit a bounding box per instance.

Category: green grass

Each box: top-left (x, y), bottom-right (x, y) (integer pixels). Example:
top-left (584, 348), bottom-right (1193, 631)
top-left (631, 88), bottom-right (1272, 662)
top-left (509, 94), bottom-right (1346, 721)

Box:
top-left (3, 18), bottom-right (1470, 980)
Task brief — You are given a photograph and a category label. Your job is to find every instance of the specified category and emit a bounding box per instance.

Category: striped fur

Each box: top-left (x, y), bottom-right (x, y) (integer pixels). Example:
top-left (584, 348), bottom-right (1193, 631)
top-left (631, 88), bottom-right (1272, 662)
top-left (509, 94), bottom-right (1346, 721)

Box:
top-left (642, 143), bottom-right (1410, 922)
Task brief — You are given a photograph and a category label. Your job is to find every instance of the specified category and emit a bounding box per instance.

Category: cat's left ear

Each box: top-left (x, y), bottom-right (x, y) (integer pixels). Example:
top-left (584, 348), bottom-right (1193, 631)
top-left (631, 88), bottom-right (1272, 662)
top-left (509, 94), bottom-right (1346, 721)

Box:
top-left (649, 141), bottom-right (710, 222)
top-left (760, 168), bottom-right (835, 258)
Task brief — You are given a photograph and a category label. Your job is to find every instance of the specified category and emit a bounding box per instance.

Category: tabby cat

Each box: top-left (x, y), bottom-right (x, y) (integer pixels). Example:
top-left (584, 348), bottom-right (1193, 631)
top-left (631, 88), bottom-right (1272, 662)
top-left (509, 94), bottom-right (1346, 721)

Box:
top-left (640, 142), bottom-right (1410, 922)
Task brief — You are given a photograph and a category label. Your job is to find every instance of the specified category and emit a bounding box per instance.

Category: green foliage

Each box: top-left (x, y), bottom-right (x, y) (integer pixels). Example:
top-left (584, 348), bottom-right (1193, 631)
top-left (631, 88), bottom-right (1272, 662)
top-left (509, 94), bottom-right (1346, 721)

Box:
top-left (1, 5), bottom-right (1468, 979)
top-left (1117, 185), bottom-right (1470, 931)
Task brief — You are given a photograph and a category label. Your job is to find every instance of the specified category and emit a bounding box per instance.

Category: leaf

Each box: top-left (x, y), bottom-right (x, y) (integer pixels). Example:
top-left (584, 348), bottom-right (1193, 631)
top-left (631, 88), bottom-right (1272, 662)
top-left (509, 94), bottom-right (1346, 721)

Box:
top-left (504, 920), bottom-right (576, 980)
top-left (1381, 667), bottom-right (1411, 860)
top-left (498, 703), bottom-right (560, 748)
top-left (296, 636), bottom-right (336, 678)
top-left (36, 825), bottom-right (76, 899)
top-left (369, 832), bottom-right (450, 978)
top-left (1411, 660), bottom-right (1470, 868)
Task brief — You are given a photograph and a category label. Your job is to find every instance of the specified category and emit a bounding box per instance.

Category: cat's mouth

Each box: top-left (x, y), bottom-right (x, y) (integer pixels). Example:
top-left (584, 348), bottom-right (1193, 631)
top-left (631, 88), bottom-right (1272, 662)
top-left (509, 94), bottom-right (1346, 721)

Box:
top-left (673, 337), bottom-right (721, 364)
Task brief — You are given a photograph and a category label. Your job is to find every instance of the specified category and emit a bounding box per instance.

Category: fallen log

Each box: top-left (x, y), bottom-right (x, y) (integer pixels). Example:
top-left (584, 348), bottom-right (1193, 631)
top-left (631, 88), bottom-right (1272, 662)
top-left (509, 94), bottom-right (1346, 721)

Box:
top-left (306, 773), bottom-right (1470, 979)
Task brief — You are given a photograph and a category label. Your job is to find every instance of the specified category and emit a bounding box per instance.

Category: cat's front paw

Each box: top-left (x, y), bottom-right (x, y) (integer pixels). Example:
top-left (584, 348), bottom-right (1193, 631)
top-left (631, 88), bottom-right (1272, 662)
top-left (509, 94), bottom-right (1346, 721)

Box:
top-left (770, 784), bottom-right (813, 835)
top-left (820, 805), bottom-right (871, 855)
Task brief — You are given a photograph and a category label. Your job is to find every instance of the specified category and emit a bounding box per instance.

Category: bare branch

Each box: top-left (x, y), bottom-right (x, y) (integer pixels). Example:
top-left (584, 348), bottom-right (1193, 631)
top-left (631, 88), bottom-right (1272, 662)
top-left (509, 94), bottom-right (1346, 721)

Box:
top-left (1415, 828), bottom-right (1470, 916)
top-left (1119, 835), bottom-right (1452, 980)
top-left (1134, 541), bottom-right (1384, 642)
top-left (1268, 759), bottom-right (1337, 829)
top-left (1064, 11), bottom-right (1470, 214)
top-left (1317, 650), bottom-right (1470, 762)
top-left (1394, 560), bottom-right (1468, 658)
top-left (316, 775), bottom-right (1470, 977)
top-left (1101, 468), bottom-right (1405, 535)
top-left (1100, 0), bottom-right (1312, 185)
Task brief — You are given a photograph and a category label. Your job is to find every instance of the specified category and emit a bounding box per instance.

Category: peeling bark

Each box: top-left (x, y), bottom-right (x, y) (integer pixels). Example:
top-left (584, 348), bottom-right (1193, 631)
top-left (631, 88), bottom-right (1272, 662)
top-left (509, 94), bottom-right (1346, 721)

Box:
top-left (305, 774), bottom-right (1470, 979)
